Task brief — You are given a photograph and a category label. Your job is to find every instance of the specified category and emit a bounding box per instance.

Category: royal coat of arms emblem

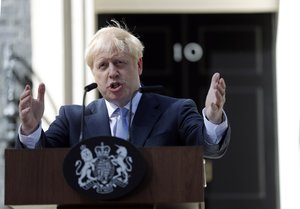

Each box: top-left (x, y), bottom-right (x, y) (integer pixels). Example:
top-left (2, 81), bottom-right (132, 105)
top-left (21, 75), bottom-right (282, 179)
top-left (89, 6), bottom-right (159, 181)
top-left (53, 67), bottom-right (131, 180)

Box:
top-left (63, 136), bottom-right (145, 199)
top-left (75, 142), bottom-right (133, 194)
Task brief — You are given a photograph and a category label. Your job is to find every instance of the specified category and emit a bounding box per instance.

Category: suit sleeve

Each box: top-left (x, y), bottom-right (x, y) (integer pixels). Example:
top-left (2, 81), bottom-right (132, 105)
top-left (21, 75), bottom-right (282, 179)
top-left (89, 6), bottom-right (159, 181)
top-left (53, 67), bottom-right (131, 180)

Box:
top-left (178, 99), bottom-right (231, 159)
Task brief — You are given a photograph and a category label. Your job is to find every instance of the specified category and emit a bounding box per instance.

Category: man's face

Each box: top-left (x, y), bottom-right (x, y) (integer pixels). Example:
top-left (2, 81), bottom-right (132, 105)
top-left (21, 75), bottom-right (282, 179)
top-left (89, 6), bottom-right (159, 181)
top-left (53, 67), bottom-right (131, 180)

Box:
top-left (91, 51), bottom-right (143, 107)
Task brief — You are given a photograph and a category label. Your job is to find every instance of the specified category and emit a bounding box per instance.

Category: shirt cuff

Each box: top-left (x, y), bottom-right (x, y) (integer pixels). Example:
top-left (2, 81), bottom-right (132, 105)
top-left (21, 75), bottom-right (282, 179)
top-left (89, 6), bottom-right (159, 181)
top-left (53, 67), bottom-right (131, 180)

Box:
top-left (202, 108), bottom-right (228, 144)
top-left (18, 123), bottom-right (42, 149)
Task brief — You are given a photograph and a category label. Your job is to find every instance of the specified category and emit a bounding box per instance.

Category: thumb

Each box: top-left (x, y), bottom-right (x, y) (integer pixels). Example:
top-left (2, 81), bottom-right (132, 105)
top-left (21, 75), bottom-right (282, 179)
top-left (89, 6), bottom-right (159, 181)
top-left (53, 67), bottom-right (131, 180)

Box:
top-left (37, 83), bottom-right (46, 103)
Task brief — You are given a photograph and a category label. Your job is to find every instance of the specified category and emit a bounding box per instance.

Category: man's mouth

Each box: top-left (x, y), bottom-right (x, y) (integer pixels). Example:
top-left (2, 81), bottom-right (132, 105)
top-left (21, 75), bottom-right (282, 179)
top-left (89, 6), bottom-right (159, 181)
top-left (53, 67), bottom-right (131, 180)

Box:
top-left (109, 81), bottom-right (123, 91)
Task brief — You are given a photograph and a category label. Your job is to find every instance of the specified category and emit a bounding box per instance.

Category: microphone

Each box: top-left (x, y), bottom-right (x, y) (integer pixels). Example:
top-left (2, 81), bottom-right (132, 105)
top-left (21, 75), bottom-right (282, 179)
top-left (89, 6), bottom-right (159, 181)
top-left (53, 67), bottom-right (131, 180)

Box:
top-left (79, 82), bottom-right (98, 142)
top-left (127, 85), bottom-right (164, 143)
top-left (84, 82), bottom-right (98, 92)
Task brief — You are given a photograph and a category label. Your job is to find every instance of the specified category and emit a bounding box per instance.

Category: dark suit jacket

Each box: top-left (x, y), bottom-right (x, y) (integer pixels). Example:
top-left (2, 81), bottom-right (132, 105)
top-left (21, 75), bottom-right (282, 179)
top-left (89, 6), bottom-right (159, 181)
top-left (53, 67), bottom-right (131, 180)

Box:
top-left (17, 93), bottom-right (230, 159)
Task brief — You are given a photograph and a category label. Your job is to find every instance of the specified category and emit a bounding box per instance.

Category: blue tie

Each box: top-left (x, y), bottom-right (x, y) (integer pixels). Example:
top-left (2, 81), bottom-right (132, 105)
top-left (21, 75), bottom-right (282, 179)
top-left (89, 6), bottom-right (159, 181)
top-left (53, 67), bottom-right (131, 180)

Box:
top-left (114, 108), bottom-right (129, 140)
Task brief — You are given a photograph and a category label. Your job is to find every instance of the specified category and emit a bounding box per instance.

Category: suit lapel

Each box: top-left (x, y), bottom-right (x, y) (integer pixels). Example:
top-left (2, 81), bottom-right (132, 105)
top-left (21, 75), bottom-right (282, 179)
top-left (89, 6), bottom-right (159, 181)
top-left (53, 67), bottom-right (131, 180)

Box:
top-left (84, 99), bottom-right (111, 139)
top-left (131, 94), bottom-right (162, 146)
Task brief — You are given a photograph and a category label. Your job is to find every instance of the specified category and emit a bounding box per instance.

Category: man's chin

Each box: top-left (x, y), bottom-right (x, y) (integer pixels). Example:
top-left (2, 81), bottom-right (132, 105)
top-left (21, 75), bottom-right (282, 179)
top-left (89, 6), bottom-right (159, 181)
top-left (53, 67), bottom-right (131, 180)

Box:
top-left (105, 90), bottom-right (132, 104)
top-left (106, 97), bottom-right (128, 107)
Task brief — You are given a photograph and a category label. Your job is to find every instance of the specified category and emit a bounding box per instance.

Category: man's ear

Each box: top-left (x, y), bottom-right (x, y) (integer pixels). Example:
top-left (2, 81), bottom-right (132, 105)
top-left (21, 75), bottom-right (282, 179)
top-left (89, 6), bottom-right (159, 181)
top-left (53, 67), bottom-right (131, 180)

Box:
top-left (137, 58), bottom-right (143, 75)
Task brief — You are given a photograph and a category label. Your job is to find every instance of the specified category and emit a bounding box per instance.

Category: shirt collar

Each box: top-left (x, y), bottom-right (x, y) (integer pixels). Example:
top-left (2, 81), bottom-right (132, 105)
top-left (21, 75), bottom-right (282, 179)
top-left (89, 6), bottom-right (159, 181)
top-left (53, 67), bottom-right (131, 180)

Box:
top-left (105, 92), bottom-right (142, 118)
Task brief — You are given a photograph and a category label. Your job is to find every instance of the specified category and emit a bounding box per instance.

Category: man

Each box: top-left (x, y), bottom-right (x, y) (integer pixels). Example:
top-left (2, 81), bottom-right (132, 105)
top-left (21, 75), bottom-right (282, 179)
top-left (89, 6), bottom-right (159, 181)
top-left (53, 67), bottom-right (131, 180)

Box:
top-left (17, 21), bottom-right (230, 159)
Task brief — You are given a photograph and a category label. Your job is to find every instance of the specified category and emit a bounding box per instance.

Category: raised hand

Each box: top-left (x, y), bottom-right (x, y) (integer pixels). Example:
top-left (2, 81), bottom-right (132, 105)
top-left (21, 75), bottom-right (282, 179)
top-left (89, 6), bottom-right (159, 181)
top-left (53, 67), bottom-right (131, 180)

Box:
top-left (205, 73), bottom-right (226, 124)
top-left (19, 83), bottom-right (45, 135)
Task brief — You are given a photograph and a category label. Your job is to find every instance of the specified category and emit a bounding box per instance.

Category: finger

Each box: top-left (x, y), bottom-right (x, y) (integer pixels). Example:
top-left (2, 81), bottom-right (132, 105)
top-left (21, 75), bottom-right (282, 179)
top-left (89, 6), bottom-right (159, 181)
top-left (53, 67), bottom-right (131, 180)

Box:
top-left (216, 82), bottom-right (226, 96)
top-left (19, 87), bottom-right (33, 110)
top-left (210, 72), bottom-right (220, 88)
top-left (212, 89), bottom-right (226, 108)
top-left (20, 106), bottom-right (32, 117)
top-left (37, 83), bottom-right (46, 103)
top-left (19, 95), bottom-right (32, 110)
top-left (213, 77), bottom-right (226, 96)
top-left (19, 98), bottom-right (33, 122)
top-left (19, 85), bottom-right (32, 101)
top-left (219, 78), bottom-right (226, 89)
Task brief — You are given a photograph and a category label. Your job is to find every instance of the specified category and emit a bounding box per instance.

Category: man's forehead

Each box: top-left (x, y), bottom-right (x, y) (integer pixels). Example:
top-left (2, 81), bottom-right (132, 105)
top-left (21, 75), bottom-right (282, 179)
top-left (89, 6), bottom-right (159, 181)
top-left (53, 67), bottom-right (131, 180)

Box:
top-left (94, 51), bottom-right (131, 60)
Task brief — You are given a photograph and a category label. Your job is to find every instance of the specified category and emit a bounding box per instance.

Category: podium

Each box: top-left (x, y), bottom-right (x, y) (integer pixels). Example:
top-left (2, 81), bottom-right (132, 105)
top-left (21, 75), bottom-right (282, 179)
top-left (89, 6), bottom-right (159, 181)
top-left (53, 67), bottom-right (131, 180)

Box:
top-left (5, 146), bottom-right (205, 209)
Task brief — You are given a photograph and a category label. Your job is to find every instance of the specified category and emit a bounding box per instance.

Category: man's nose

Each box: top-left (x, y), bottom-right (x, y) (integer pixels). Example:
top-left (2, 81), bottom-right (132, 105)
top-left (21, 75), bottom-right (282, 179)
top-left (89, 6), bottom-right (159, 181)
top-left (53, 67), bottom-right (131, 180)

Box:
top-left (108, 63), bottom-right (119, 78)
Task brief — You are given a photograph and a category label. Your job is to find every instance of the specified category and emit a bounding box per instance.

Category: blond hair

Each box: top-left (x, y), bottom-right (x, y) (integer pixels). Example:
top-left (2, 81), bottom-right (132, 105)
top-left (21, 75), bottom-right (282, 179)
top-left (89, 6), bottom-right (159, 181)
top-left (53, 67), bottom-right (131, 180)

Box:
top-left (85, 20), bottom-right (144, 69)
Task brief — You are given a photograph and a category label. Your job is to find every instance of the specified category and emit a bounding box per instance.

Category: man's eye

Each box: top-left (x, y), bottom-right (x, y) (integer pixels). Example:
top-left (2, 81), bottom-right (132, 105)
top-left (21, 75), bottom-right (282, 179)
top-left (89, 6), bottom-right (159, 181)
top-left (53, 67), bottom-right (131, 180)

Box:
top-left (98, 63), bottom-right (107, 69)
top-left (115, 60), bottom-right (127, 65)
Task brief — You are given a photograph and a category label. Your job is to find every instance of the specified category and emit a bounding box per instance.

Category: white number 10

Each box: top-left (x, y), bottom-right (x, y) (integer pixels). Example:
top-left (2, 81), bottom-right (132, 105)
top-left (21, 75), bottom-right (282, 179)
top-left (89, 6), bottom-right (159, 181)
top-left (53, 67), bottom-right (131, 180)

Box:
top-left (173, 43), bottom-right (203, 62)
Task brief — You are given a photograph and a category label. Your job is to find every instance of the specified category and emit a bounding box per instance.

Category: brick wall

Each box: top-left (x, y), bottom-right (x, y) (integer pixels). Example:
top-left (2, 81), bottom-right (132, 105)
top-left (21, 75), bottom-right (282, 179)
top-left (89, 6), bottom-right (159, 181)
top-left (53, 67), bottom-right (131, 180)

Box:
top-left (0, 0), bottom-right (31, 207)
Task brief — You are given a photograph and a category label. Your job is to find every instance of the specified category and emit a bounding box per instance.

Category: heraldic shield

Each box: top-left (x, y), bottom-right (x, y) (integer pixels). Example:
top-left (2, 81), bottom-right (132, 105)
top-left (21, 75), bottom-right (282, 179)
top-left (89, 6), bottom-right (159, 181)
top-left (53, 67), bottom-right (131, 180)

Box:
top-left (63, 136), bottom-right (146, 200)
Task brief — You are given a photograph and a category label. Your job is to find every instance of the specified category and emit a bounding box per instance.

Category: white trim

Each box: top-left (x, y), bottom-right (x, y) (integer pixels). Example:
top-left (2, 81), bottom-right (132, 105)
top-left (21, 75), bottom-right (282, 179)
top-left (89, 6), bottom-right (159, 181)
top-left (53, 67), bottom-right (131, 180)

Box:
top-left (71, 0), bottom-right (86, 105)
top-left (276, 1), bottom-right (300, 209)
top-left (95, 0), bottom-right (279, 13)
top-left (71, 0), bottom-right (96, 105)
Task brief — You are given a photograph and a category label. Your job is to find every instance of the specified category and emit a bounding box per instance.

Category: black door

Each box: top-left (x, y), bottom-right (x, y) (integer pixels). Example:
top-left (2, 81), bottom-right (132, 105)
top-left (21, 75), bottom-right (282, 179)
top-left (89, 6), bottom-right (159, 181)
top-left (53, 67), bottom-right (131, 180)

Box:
top-left (98, 13), bottom-right (278, 209)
